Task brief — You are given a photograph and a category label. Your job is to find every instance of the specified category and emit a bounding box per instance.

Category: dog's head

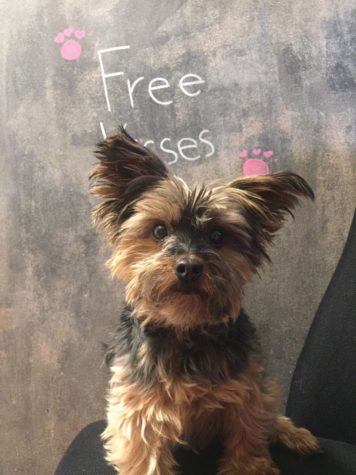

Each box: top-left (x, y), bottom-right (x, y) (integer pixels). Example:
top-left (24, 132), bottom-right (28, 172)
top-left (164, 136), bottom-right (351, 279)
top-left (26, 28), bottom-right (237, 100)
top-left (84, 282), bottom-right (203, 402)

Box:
top-left (90, 128), bottom-right (314, 330)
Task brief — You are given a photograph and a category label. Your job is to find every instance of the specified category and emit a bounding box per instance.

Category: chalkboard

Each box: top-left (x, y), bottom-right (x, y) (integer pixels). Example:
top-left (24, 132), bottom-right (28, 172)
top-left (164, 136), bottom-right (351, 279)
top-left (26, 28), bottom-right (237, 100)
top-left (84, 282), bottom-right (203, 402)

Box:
top-left (1, 1), bottom-right (355, 474)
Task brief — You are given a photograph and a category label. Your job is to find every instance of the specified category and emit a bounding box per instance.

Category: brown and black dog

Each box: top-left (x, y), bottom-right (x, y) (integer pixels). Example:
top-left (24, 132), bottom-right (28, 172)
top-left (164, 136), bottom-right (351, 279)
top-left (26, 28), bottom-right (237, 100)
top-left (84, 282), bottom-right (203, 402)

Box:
top-left (90, 128), bottom-right (319, 475)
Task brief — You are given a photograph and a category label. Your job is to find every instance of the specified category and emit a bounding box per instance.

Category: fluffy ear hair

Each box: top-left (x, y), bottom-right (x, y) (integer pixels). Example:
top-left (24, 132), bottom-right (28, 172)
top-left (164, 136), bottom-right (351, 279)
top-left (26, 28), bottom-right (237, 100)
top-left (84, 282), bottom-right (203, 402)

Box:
top-left (228, 172), bottom-right (314, 262)
top-left (90, 127), bottom-right (169, 243)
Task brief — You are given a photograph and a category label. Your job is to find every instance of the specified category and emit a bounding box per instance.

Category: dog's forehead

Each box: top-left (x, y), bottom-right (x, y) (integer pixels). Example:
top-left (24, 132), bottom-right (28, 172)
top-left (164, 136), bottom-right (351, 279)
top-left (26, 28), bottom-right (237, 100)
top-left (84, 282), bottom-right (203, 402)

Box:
top-left (135, 176), bottom-right (247, 228)
top-left (183, 180), bottom-right (249, 229)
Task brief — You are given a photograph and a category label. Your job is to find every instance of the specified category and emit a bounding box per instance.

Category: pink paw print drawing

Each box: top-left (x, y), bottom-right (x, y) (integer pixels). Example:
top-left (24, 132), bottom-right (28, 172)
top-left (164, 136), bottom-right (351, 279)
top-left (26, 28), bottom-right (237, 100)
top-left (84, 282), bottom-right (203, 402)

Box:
top-left (54, 27), bottom-right (86, 61)
top-left (239, 149), bottom-right (273, 176)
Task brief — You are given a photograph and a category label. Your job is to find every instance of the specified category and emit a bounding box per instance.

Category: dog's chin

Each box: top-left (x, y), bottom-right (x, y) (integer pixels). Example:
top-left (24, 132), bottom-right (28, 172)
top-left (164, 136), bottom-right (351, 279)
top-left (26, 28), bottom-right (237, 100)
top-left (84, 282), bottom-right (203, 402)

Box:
top-left (130, 277), bottom-right (239, 329)
top-left (170, 282), bottom-right (206, 296)
top-left (151, 282), bottom-right (236, 330)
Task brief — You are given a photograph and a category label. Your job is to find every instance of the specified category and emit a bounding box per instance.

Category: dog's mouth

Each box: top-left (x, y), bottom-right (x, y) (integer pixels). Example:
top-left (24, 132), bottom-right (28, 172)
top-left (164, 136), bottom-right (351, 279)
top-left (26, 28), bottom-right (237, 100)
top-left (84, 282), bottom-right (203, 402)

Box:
top-left (171, 282), bottom-right (206, 297)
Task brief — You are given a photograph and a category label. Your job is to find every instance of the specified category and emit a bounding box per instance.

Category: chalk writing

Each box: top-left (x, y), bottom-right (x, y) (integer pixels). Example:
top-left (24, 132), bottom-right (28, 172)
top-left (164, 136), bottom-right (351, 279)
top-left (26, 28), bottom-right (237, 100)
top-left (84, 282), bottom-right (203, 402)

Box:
top-left (98, 45), bottom-right (130, 112)
top-left (99, 122), bottom-right (214, 165)
top-left (98, 46), bottom-right (205, 112)
top-left (144, 130), bottom-right (215, 165)
top-left (97, 44), bottom-right (214, 165)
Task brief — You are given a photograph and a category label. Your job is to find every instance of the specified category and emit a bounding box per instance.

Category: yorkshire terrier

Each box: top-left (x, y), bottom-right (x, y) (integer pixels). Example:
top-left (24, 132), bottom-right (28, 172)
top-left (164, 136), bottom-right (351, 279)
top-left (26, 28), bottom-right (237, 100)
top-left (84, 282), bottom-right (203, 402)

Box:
top-left (90, 128), bottom-right (319, 475)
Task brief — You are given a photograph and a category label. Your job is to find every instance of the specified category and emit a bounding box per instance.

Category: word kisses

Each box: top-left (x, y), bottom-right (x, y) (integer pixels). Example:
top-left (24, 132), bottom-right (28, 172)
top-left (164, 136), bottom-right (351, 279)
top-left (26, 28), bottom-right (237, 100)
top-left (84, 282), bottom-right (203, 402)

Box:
top-left (100, 123), bottom-right (215, 165)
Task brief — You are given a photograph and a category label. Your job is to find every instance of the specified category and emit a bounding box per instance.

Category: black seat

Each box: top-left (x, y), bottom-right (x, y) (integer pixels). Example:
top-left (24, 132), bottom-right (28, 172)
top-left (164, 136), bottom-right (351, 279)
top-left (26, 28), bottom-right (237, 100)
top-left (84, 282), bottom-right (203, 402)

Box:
top-left (55, 210), bottom-right (356, 475)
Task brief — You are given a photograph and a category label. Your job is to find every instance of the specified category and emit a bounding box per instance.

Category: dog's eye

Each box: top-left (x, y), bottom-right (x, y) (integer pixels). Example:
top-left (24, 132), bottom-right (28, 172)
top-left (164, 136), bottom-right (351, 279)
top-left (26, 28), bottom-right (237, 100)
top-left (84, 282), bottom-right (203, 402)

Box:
top-left (152, 224), bottom-right (168, 240)
top-left (209, 229), bottom-right (224, 246)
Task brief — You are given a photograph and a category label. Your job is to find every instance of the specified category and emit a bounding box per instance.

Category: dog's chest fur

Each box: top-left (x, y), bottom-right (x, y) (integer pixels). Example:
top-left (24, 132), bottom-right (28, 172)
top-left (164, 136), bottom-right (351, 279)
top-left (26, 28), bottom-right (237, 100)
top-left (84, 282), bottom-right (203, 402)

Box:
top-left (105, 307), bottom-right (261, 386)
top-left (104, 308), bottom-right (269, 450)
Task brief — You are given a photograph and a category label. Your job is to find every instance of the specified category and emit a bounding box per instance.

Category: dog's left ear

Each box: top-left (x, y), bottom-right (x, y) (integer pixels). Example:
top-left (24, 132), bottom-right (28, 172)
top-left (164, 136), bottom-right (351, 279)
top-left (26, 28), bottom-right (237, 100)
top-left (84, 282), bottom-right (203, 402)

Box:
top-left (228, 171), bottom-right (314, 248)
top-left (90, 127), bottom-right (169, 243)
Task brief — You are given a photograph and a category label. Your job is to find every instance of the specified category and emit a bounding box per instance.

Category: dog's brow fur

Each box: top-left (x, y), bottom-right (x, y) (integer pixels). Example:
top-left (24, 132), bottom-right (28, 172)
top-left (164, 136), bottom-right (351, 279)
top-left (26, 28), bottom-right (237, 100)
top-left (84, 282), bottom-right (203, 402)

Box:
top-left (89, 129), bottom-right (318, 475)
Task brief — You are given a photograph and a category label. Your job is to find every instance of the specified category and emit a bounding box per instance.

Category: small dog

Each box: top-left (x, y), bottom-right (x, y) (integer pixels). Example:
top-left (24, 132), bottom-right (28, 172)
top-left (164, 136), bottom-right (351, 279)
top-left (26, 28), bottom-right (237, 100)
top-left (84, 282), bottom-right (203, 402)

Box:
top-left (90, 128), bottom-right (319, 475)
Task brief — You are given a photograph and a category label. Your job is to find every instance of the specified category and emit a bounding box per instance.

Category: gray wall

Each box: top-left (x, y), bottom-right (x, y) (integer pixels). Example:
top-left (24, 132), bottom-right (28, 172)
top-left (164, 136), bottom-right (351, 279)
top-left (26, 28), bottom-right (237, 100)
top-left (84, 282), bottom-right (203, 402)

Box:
top-left (1, 1), bottom-right (355, 474)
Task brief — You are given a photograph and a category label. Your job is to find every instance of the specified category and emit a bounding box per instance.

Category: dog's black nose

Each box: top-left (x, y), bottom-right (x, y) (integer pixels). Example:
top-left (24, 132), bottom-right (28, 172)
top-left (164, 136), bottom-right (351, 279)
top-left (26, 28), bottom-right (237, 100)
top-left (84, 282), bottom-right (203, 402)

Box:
top-left (175, 258), bottom-right (203, 282)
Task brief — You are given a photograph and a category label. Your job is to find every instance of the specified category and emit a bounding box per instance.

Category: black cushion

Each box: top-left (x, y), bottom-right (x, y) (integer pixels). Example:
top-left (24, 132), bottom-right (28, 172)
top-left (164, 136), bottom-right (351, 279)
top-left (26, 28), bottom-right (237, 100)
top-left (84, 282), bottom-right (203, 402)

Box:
top-left (287, 210), bottom-right (356, 445)
top-left (54, 420), bottom-right (356, 475)
top-left (55, 210), bottom-right (356, 474)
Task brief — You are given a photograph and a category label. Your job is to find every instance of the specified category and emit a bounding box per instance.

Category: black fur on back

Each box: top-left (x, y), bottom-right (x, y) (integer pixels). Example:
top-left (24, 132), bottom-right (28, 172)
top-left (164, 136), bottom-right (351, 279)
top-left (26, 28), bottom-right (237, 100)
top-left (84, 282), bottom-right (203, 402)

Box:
top-left (104, 308), bottom-right (262, 388)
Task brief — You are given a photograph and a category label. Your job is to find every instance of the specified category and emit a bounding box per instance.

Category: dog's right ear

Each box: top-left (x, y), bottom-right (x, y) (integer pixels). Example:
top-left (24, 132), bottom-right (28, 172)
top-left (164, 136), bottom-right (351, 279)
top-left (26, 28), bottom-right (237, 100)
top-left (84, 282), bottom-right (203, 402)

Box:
top-left (90, 127), bottom-right (168, 243)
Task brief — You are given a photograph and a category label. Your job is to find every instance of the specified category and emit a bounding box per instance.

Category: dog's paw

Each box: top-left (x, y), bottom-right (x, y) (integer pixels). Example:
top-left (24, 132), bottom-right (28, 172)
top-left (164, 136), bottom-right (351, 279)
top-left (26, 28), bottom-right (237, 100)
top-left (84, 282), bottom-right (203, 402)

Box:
top-left (281, 426), bottom-right (320, 455)
top-left (274, 416), bottom-right (320, 455)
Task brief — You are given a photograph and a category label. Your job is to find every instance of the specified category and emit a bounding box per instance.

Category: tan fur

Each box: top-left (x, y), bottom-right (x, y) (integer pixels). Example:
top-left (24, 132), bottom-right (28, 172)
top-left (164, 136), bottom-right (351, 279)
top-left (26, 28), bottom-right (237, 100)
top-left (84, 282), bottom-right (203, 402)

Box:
top-left (103, 355), bottom-right (318, 475)
top-left (90, 130), bottom-right (318, 475)
top-left (103, 178), bottom-right (252, 331)
top-left (273, 415), bottom-right (320, 455)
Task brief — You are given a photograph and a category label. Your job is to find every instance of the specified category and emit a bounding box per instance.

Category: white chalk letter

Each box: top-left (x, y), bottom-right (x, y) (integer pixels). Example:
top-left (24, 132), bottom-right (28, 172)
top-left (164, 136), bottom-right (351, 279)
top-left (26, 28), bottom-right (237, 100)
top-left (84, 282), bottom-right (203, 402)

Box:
top-left (127, 77), bottom-right (145, 109)
top-left (199, 129), bottom-right (215, 158)
top-left (98, 45), bottom-right (130, 112)
top-left (177, 138), bottom-right (200, 161)
top-left (148, 78), bottom-right (173, 106)
top-left (99, 122), bottom-right (107, 139)
top-left (160, 138), bottom-right (178, 165)
top-left (143, 140), bottom-right (155, 147)
top-left (179, 74), bottom-right (205, 97)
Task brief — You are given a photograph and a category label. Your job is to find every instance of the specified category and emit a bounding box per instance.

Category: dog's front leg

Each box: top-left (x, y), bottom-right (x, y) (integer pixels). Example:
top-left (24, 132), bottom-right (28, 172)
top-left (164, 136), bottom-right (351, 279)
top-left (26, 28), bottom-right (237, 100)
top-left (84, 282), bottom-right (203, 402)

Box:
top-left (102, 381), bottom-right (182, 475)
top-left (218, 415), bottom-right (279, 475)
top-left (216, 380), bottom-right (279, 475)
top-left (218, 433), bottom-right (278, 475)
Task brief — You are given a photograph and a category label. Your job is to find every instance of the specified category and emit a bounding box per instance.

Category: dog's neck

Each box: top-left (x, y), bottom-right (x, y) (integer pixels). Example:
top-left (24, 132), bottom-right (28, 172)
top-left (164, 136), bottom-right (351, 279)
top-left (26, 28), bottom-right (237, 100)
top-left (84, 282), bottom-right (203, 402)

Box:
top-left (105, 305), bottom-right (261, 386)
